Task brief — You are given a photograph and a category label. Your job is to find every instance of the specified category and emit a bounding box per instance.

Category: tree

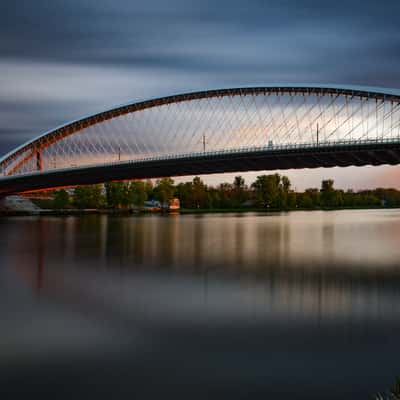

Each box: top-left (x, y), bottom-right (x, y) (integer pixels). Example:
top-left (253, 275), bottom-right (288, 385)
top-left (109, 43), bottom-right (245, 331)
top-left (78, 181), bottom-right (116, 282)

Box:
top-left (105, 182), bottom-right (126, 208)
top-left (305, 188), bottom-right (320, 207)
top-left (278, 175), bottom-right (291, 209)
top-left (204, 190), bottom-right (214, 209)
top-left (298, 192), bottom-right (314, 209)
top-left (192, 176), bottom-right (206, 208)
top-left (144, 180), bottom-right (154, 199)
top-left (287, 191), bottom-right (297, 209)
top-left (233, 175), bottom-right (245, 190)
top-left (319, 180), bottom-right (346, 208)
top-left (281, 175), bottom-right (291, 192)
top-left (53, 189), bottom-right (69, 209)
top-left (153, 177), bottom-right (175, 204)
top-left (218, 182), bottom-right (233, 208)
top-left (129, 181), bottom-right (147, 207)
top-left (175, 182), bottom-right (193, 208)
top-left (74, 185), bottom-right (105, 209)
top-left (119, 182), bottom-right (131, 208)
top-left (232, 175), bottom-right (247, 207)
top-left (320, 179), bottom-right (337, 207)
top-left (252, 174), bottom-right (282, 208)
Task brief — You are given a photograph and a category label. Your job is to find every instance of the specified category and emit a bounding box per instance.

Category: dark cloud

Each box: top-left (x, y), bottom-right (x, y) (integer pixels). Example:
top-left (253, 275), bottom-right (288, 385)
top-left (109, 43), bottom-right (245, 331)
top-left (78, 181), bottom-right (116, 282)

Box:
top-left (0, 0), bottom-right (399, 188)
top-left (1, 0), bottom-right (399, 70)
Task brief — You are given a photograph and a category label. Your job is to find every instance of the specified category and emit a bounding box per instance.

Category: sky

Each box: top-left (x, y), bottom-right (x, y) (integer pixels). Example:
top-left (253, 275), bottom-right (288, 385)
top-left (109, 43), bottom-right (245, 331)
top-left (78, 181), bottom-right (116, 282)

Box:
top-left (1, 0), bottom-right (400, 190)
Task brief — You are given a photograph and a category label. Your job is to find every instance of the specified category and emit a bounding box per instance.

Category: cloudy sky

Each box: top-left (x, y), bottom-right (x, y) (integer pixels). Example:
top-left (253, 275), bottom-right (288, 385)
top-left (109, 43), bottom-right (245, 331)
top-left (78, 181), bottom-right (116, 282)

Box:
top-left (1, 0), bottom-right (400, 189)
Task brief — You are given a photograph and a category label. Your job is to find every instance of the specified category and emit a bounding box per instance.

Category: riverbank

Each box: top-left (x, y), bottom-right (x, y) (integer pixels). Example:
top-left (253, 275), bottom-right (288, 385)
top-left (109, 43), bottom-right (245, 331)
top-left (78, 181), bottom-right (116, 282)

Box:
top-left (180, 205), bottom-right (400, 213)
top-left (1, 205), bottom-right (400, 217)
top-left (0, 208), bottom-right (138, 217)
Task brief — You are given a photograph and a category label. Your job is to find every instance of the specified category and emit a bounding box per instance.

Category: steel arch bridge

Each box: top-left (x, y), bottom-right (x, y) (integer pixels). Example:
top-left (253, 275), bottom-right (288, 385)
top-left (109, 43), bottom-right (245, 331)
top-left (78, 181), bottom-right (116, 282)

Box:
top-left (1, 84), bottom-right (400, 195)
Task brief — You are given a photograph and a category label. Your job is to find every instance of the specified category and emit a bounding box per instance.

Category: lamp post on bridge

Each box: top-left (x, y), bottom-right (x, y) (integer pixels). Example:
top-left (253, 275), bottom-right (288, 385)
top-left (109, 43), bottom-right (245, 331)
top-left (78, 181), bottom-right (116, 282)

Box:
top-left (198, 134), bottom-right (208, 153)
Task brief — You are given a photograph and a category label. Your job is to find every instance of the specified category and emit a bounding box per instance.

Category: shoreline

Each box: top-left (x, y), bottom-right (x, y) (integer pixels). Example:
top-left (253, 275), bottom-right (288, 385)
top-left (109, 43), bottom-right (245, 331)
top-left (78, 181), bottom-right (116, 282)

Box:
top-left (179, 206), bottom-right (400, 213)
top-left (1, 205), bottom-right (399, 217)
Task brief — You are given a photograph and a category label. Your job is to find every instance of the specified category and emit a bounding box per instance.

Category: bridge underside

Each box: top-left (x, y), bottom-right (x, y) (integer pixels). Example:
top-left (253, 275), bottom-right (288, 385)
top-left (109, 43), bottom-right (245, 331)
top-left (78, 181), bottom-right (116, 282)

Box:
top-left (1, 141), bottom-right (399, 196)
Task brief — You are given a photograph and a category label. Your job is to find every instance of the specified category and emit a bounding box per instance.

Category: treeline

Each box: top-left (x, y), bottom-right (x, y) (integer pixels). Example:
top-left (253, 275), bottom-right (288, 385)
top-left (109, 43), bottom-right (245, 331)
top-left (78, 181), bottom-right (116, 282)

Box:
top-left (48, 174), bottom-right (400, 210)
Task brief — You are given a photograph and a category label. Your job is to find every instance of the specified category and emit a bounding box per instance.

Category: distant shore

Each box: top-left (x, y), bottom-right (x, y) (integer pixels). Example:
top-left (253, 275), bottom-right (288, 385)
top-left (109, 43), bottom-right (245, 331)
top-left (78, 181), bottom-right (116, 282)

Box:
top-left (180, 206), bottom-right (400, 213)
top-left (1, 205), bottom-right (400, 217)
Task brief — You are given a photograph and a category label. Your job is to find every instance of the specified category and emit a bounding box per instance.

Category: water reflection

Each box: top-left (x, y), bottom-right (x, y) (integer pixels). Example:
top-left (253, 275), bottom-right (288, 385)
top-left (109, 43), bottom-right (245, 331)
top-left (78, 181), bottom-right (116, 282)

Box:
top-left (1, 210), bottom-right (400, 399)
top-left (6, 211), bottom-right (400, 322)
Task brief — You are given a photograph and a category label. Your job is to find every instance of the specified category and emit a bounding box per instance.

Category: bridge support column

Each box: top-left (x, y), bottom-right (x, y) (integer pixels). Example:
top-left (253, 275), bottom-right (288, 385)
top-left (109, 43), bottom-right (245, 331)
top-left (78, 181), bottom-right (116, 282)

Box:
top-left (36, 150), bottom-right (42, 172)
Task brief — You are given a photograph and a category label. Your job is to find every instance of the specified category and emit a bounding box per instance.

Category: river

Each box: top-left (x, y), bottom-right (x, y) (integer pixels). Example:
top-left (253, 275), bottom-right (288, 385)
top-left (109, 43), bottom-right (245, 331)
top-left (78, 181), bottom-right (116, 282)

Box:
top-left (1, 210), bottom-right (399, 399)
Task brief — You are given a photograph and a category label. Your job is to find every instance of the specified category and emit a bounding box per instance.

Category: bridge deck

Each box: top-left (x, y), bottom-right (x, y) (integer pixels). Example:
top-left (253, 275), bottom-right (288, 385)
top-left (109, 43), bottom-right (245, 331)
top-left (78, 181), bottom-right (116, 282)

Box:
top-left (1, 140), bottom-right (400, 195)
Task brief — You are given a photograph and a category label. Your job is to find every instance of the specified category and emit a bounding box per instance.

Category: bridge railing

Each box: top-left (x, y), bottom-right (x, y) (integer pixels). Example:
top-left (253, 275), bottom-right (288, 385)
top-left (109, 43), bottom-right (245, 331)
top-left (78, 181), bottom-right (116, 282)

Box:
top-left (120, 137), bottom-right (400, 164)
top-left (1, 136), bottom-right (400, 180)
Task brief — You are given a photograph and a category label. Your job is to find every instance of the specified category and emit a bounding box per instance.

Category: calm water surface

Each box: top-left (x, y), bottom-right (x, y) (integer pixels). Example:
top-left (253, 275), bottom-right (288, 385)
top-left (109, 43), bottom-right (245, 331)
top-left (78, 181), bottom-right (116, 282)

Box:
top-left (1, 210), bottom-right (400, 399)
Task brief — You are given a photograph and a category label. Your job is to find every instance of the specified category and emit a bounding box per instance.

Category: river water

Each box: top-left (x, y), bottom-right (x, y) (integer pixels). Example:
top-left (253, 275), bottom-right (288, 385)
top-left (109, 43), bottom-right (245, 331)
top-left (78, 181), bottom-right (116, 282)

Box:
top-left (1, 210), bottom-right (399, 399)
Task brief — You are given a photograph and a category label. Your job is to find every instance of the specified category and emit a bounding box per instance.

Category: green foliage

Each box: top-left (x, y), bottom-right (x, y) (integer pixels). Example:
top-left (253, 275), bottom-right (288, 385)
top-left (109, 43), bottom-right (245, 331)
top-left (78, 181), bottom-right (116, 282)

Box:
top-left (218, 182), bottom-right (234, 208)
top-left (73, 185), bottom-right (105, 209)
top-left (144, 180), bottom-right (153, 198)
top-left (104, 181), bottom-right (147, 208)
top-left (175, 177), bottom-right (207, 208)
top-left (129, 181), bottom-right (147, 207)
top-left (65, 177), bottom-right (400, 211)
top-left (375, 188), bottom-right (400, 206)
top-left (30, 198), bottom-right (56, 210)
top-left (105, 181), bottom-right (129, 208)
top-left (175, 181), bottom-right (193, 208)
top-left (320, 179), bottom-right (336, 207)
top-left (53, 189), bottom-right (69, 209)
top-left (252, 174), bottom-right (278, 208)
top-left (306, 188), bottom-right (321, 207)
top-left (298, 192), bottom-right (313, 209)
top-left (232, 175), bottom-right (248, 207)
top-left (192, 176), bottom-right (206, 208)
top-left (252, 173), bottom-right (292, 208)
top-left (320, 179), bottom-right (344, 207)
top-left (287, 192), bottom-right (297, 209)
top-left (153, 177), bottom-right (175, 204)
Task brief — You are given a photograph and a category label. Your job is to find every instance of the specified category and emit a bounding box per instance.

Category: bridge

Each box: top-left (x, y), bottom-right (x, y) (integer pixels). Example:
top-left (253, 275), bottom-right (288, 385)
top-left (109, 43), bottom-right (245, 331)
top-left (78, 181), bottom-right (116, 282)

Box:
top-left (1, 84), bottom-right (400, 195)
